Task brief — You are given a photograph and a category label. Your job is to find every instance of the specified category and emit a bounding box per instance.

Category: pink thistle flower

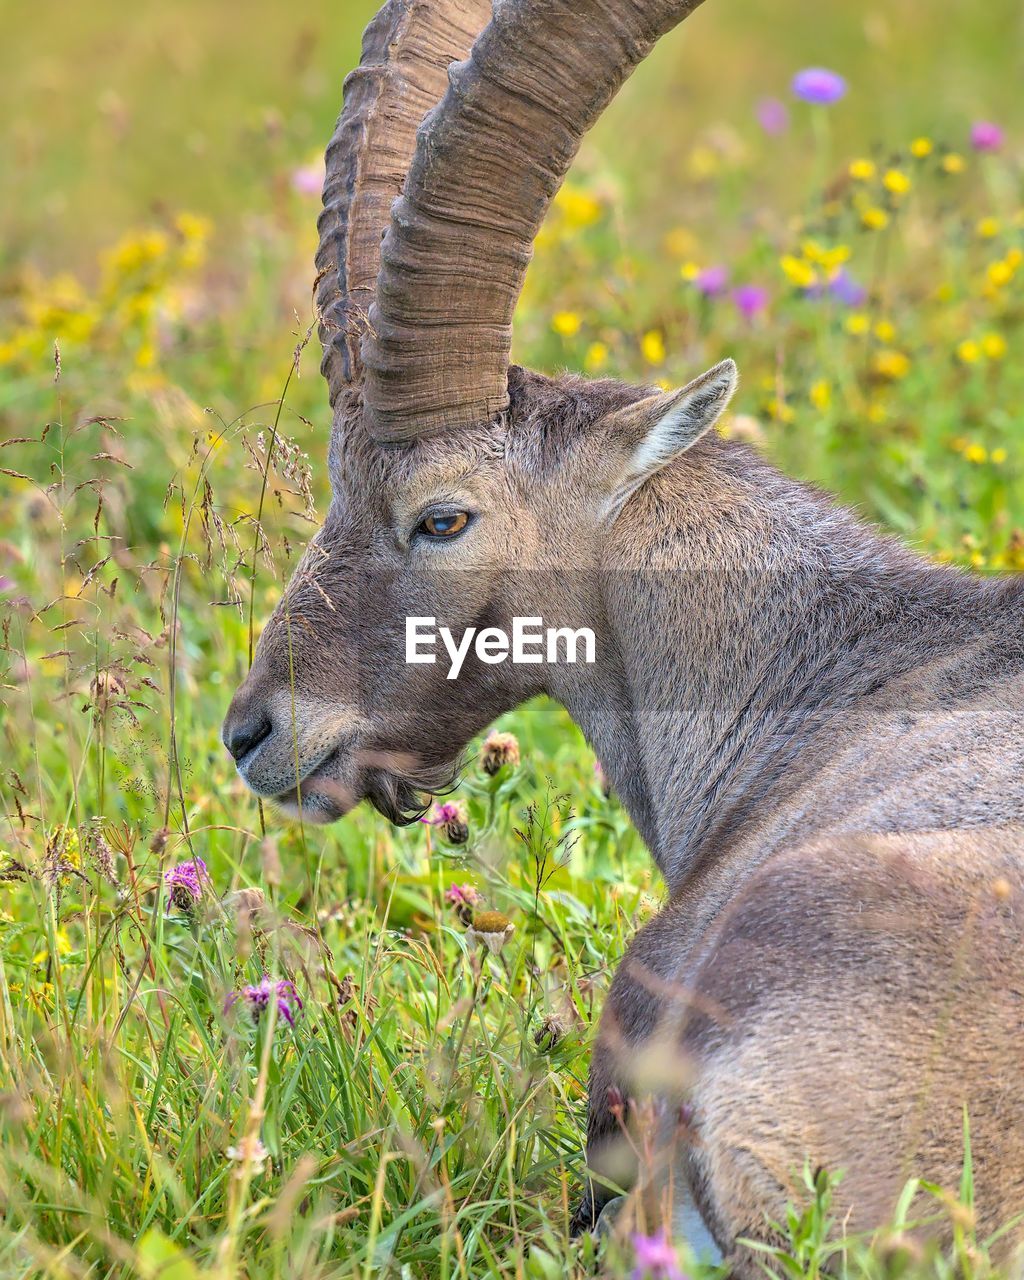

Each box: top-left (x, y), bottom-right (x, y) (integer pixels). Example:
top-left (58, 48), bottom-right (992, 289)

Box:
top-left (732, 284), bottom-right (768, 319)
top-left (971, 121), bottom-right (1004, 153)
top-left (756, 97), bottom-right (789, 136)
top-left (631, 1229), bottom-right (687, 1280)
top-left (445, 883), bottom-right (481, 908)
top-left (792, 68), bottom-right (846, 106)
top-left (290, 162), bottom-right (323, 196)
top-left (164, 856), bottom-right (208, 911)
top-left (421, 801), bottom-right (463, 826)
top-left (227, 976), bottom-right (303, 1028)
top-left (694, 265), bottom-right (728, 297)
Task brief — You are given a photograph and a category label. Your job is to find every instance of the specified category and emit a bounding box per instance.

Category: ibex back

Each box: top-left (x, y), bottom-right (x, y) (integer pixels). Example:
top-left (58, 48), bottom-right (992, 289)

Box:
top-left (221, 0), bottom-right (1024, 1267)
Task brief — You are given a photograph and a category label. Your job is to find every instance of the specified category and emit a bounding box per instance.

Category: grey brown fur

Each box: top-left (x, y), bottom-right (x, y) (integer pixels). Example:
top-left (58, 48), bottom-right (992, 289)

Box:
top-left (225, 0), bottom-right (1024, 1266)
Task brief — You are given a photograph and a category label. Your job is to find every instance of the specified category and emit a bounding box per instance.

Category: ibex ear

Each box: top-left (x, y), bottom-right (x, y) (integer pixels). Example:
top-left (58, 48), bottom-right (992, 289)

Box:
top-left (601, 358), bottom-right (738, 521)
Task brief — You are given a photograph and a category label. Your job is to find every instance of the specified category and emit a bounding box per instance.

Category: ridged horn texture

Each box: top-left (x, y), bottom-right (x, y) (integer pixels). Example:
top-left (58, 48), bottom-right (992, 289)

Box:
top-left (361, 0), bottom-right (708, 442)
top-left (316, 0), bottom-right (493, 403)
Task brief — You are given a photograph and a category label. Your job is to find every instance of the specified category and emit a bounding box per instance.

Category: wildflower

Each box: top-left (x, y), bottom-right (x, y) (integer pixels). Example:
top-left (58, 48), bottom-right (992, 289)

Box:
top-left (957, 339), bottom-right (981, 364)
top-left (551, 311), bottom-right (581, 338)
top-left (992, 447), bottom-right (1008, 465)
top-left (467, 910), bottom-right (515, 955)
top-left (445, 883), bottom-right (481, 926)
top-left (83, 819), bottom-right (118, 887)
top-left (810, 379), bottom-right (832, 411)
top-left (861, 207), bottom-right (889, 231)
top-left (694, 265), bottom-right (728, 297)
top-left (291, 162), bottom-right (322, 196)
top-left (971, 121), bottom-right (1004, 153)
top-left (679, 261), bottom-right (701, 282)
top-left (480, 730), bottom-right (520, 776)
top-left (987, 260), bottom-right (1015, 289)
top-left (910, 137), bottom-right (933, 158)
top-left (164, 856), bottom-right (208, 911)
top-left (829, 268), bottom-right (866, 307)
top-left (845, 312), bottom-right (870, 336)
top-left (883, 169), bottom-right (911, 196)
top-left (630, 1229), bottom-right (686, 1280)
top-left (732, 284), bottom-right (768, 320)
top-left (963, 443), bottom-right (988, 464)
top-left (227, 976), bottom-right (303, 1028)
top-left (150, 826), bottom-right (171, 856)
top-left (848, 158), bottom-right (876, 181)
top-left (982, 332), bottom-right (1008, 360)
top-left (976, 217), bottom-right (1000, 239)
top-left (663, 226), bottom-right (698, 259)
top-left (555, 185), bottom-right (603, 229)
top-left (226, 1136), bottom-right (270, 1177)
top-left (641, 330), bottom-right (667, 364)
top-left (874, 320), bottom-right (896, 343)
top-left (584, 341), bottom-right (609, 372)
top-left (872, 349), bottom-right (910, 380)
top-left (791, 68), bottom-right (847, 106)
top-left (942, 153), bottom-right (965, 174)
top-left (780, 255), bottom-right (817, 289)
top-left (422, 799), bottom-right (470, 845)
top-left (756, 97), bottom-right (789, 136)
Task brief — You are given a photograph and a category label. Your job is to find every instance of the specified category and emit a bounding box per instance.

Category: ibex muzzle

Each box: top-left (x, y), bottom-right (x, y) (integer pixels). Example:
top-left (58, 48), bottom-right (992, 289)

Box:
top-left (223, 0), bottom-right (1024, 1268)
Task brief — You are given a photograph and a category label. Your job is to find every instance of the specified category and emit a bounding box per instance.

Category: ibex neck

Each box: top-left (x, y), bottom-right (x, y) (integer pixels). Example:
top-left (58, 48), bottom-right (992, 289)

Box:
top-left (551, 437), bottom-right (989, 891)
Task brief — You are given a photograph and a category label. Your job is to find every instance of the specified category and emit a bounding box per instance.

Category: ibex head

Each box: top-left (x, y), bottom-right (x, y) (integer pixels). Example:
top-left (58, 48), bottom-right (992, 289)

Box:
top-left (222, 0), bottom-right (733, 825)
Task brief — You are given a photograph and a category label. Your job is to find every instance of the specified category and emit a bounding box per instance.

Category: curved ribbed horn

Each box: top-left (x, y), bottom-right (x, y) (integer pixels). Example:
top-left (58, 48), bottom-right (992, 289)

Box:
top-left (361, 0), bottom-right (707, 442)
top-left (316, 0), bottom-right (492, 404)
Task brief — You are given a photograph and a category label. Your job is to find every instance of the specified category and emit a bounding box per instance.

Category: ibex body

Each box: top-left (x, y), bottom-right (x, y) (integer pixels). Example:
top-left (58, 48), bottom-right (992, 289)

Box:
top-left (222, 0), bottom-right (1024, 1266)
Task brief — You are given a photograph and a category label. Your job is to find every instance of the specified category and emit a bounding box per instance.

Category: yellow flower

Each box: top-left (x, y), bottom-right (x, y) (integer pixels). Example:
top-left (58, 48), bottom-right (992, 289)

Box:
top-left (861, 207), bottom-right (889, 231)
top-left (174, 211), bottom-right (213, 243)
top-left (780, 255), bottom-right (817, 289)
top-left (986, 260), bottom-right (1014, 290)
top-left (766, 398), bottom-right (795, 424)
top-left (688, 144), bottom-right (720, 179)
top-left (554, 185), bottom-right (603, 230)
top-left (845, 313), bottom-right (870, 336)
top-left (910, 137), bottom-right (933, 158)
top-left (982, 332), bottom-right (1007, 360)
top-left (963, 443), bottom-right (988, 464)
top-left (641, 330), bottom-right (666, 365)
top-left (992, 447), bottom-right (1008, 465)
top-left (976, 217), bottom-right (1000, 239)
top-left (874, 320), bottom-right (896, 343)
top-left (848, 158), bottom-right (876, 181)
top-left (883, 169), bottom-right (911, 196)
top-left (664, 227), bottom-right (698, 259)
top-left (942, 153), bottom-right (965, 174)
top-left (135, 340), bottom-right (157, 369)
top-left (867, 401), bottom-right (887, 425)
top-left (934, 282), bottom-right (955, 303)
top-left (957, 339), bottom-right (981, 364)
top-left (551, 311), bottom-right (581, 338)
top-left (810, 379), bottom-right (832, 411)
top-left (584, 341), bottom-right (609, 372)
top-left (680, 261), bottom-right (701, 282)
top-left (872, 349), bottom-right (910, 380)
top-left (1006, 248), bottom-right (1023, 269)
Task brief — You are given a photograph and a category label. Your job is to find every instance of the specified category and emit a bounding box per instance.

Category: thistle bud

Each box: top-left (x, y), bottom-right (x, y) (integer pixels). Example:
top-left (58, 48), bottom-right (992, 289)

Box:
top-left (149, 826), bottom-right (171, 856)
top-left (480, 731), bottom-right (520, 777)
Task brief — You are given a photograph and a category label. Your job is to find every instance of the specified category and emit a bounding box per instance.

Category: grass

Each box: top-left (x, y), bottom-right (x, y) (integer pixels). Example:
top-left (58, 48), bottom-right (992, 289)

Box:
top-left (1, 0), bottom-right (1023, 1275)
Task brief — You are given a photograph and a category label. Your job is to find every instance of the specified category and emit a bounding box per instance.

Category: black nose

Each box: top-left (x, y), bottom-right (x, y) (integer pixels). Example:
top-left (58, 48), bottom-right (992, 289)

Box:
top-left (222, 707), bottom-right (272, 763)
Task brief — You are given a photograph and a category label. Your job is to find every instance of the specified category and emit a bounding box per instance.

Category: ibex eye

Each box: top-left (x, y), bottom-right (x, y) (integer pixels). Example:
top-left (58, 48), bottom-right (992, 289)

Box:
top-left (418, 510), bottom-right (470, 539)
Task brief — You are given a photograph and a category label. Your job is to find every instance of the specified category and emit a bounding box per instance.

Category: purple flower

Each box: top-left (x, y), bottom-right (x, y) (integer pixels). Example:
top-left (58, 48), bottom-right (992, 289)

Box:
top-left (694, 265), bottom-right (729, 297)
top-left (756, 97), bottom-right (789, 136)
top-left (828, 268), bottom-right (866, 306)
top-left (631, 1230), bottom-right (687, 1280)
top-left (228, 976), bottom-right (303, 1028)
top-left (421, 801), bottom-right (464, 826)
top-left (791, 68), bottom-right (847, 106)
top-left (164, 857), bottom-right (208, 911)
top-left (290, 163), bottom-right (322, 196)
top-left (732, 284), bottom-right (769, 319)
top-left (445, 883), bottom-right (480, 908)
top-left (971, 121), bottom-right (1004, 153)
top-left (0, 575), bottom-right (14, 593)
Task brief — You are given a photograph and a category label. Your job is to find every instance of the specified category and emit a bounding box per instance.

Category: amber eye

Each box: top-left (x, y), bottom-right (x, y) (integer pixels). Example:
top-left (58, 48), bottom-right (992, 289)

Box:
top-left (418, 509), bottom-right (470, 539)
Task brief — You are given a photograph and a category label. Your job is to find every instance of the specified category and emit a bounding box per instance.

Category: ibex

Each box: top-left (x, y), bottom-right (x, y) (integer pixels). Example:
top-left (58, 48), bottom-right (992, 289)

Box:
top-left (222, 0), bottom-right (1024, 1267)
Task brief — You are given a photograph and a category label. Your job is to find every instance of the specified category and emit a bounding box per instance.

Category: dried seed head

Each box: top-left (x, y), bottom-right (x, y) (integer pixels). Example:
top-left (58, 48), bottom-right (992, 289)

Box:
top-left (149, 826), bottom-right (171, 857)
top-left (89, 669), bottom-right (126, 713)
top-left (479, 731), bottom-right (520, 777)
top-left (466, 910), bottom-right (515, 955)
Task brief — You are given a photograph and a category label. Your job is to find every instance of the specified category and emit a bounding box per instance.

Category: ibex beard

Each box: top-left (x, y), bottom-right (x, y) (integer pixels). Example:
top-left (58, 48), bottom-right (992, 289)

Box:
top-left (222, 0), bottom-right (1024, 1269)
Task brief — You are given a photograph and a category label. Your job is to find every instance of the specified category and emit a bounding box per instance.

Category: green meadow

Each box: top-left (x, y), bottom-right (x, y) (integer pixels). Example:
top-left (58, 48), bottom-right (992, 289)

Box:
top-left (1, 0), bottom-right (1022, 1275)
